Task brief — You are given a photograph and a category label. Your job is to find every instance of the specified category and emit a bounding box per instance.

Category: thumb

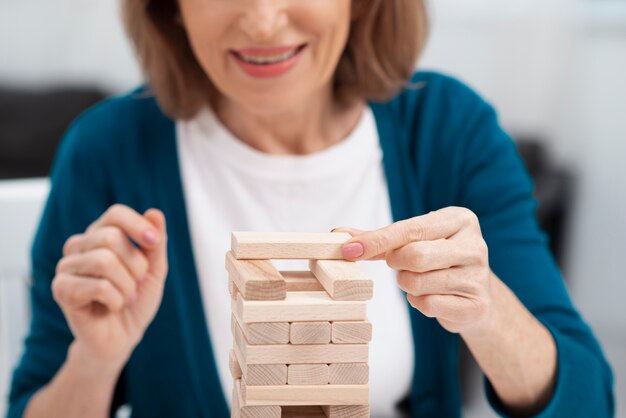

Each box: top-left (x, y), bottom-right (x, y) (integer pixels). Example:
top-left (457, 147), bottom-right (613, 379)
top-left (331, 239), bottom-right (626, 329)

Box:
top-left (142, 209), bottom-right (168, 281)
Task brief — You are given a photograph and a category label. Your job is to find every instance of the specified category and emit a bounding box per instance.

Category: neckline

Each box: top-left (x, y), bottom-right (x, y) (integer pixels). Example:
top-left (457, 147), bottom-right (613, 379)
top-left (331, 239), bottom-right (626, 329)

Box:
top-left (180, 105), bottom-right (379, 182)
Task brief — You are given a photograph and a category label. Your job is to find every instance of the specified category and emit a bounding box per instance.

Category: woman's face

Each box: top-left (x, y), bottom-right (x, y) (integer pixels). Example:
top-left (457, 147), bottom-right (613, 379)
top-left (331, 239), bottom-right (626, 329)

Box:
top-left (178, 0), bottom-right (352, 114)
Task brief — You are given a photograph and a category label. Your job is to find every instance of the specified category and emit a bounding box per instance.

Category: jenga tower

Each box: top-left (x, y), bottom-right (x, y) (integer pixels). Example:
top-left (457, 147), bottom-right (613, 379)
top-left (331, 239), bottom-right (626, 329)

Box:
top-left (227, 232), bottom-right (373, 418)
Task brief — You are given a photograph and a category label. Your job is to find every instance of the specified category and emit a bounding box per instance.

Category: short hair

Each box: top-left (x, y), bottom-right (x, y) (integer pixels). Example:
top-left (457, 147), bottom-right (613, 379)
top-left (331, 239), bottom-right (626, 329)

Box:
top-left (122, 0), bottom-right (428, 119)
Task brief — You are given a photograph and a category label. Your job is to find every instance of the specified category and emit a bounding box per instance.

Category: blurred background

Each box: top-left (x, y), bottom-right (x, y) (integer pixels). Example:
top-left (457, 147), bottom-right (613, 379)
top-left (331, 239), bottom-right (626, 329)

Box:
top-left (0, 0), bottom-right (624, 416)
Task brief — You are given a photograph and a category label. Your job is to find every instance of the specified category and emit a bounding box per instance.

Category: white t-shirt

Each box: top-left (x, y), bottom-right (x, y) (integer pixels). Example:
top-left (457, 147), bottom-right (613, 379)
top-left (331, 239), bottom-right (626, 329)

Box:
top-left (176, 106), bottom-right (414, 417)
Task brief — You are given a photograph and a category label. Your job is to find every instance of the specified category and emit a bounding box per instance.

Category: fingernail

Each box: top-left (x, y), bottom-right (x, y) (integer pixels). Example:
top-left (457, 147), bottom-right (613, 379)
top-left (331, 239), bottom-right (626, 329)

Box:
top-left (342, 242), bottom-right (364, 259)
top-left (143, 229), bottom-right (160, 245)
top-left (129, 291), bottom-right (138, 304)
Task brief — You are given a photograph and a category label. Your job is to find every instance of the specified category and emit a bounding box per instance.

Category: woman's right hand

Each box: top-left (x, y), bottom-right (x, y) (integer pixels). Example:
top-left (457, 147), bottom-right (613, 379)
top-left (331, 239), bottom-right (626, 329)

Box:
top-left (52, 204), bottom-right (168, 372)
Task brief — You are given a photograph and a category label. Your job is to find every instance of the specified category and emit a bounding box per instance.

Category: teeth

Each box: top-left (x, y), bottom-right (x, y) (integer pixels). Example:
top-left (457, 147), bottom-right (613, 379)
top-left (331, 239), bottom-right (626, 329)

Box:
top-left (239, 48), bottom-right (299, 65)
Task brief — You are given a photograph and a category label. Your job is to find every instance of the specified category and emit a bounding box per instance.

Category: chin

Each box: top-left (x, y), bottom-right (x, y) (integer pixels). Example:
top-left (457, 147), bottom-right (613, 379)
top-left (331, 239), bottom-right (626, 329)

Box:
top-left (235, 90), bottom-right (310, 116)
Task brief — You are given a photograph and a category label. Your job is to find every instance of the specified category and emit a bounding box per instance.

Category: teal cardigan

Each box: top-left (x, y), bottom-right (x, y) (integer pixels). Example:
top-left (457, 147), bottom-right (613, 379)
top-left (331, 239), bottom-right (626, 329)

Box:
top-left (8, 72), bottom-right (614, 418)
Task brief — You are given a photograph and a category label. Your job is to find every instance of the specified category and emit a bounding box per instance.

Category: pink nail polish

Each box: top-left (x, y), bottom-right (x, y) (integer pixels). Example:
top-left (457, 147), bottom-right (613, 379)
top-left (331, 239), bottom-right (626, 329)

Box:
top-left (143, 229), bottom-right (159, 245)
top-left (342, 242), bottom-right (364, 259)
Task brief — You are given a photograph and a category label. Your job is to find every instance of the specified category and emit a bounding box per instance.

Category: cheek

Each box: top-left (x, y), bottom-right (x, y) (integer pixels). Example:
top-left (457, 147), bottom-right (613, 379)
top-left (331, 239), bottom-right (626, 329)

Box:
top-left (180, 3), bottom-right (233, 79)
top-left (292, 1), bottom-right (352, 74)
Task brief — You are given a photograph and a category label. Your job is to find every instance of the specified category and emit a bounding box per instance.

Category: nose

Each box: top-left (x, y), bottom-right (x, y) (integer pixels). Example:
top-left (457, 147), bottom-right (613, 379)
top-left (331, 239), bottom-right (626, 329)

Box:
top-left (238, 0), bottom-right (288, 42)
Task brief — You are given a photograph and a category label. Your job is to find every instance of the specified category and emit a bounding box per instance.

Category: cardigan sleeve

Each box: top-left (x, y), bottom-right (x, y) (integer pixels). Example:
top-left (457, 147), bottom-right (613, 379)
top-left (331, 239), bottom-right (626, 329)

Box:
top-left (451, 84), bottom-right (615, 417)
top-left (7, 115), bottom-right (126, 417)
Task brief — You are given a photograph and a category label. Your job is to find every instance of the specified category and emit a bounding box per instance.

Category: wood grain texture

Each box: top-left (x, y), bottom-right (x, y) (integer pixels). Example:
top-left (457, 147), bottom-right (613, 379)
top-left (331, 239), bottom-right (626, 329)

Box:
top-left (232, 312), bottom-right (290, 345)
top-left (232, 379), bottom-right (281, 418)
top-left (240, 342), bottom-right (368, 365)
top-left (328, 364), bottom-right (369, 385)
top-left (229, 278), bottom-right (239, 301)
top-left (322, 405), bottom-right (370, 418)
top-left (225, 251), bottom-right (286, 300)
top-left (331, 321), bottom-right (372, 344)
top-left (233, 324), bottom-right (288, 385)
top-left (310, 260), bottom-right (373, 301)
top-left (235, 292), bottom-right (367, 323)
top-left (290, 322), bottom-right (331, 344)
top-left (287, 364), bottom-right (329, 385)
top-left (235, 319), bottom-right (367, 365)
top-left (281, 271), bottom-right (324, 292)
top-left (231, 232), bottom-right (351, 260)
top-left (241, 383), bottom-right (369, 406)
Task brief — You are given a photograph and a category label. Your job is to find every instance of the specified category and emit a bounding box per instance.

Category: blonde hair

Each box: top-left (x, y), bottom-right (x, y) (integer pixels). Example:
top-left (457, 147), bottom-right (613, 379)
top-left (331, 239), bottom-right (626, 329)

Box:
top-left (122, 0), bottom-right (429, 119)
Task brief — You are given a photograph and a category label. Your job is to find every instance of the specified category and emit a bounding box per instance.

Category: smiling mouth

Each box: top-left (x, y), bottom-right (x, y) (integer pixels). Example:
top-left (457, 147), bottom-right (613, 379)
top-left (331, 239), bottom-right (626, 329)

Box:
top-left (232, 44), bottom-right (307, 65)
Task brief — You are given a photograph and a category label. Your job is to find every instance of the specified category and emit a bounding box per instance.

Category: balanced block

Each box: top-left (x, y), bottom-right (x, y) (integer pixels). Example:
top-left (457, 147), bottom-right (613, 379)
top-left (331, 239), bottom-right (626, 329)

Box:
top-left (231, 232), bottom-right (351, 260)
top-left (290, 322), bottom-right (331, 345)
top-left (232, 379), bottom-right (281, 418)
top-left (328, 364), bottom-right (369, 385)
top-left (322, 405), bottom-right (370, 418)
top-left (241, 384), bottom-right (369, 406)
top-left (234, 292), bottom-right (366, 323)
top-left (331, 321), bottom-right (372, 344)
top-left (235, 333), bottom-right (368, 365)
top-left (309, 260), bottom-right (373, 301)
top-left (287, 364), bottom-right (329, 385)
top-left (281, 271), bottom-right (324, 292)
top-left (232, 325), bottom-right (288, 385)
top-left (232, 312), bottom-right (290, 345)
top-left (226, 251), bottom-right (286, 300)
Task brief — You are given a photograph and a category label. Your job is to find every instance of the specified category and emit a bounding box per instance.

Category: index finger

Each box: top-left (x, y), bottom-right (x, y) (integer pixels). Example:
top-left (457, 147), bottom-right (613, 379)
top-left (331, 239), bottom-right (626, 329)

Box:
top-left (342, 207), bottom-right (470, 260)
top-left (88, 204), bottom-right (161, 249)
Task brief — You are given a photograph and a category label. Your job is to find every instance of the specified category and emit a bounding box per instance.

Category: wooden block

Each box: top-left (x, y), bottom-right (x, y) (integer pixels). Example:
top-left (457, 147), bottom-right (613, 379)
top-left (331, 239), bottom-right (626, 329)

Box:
top-left (290, 322), bottom-right (331, 344)
top-left (331, 321), bottom-right (372, 344)
top-left (234, 321), bottom-right (367, 365)
top-left (231, 232), bottom-right (351, 260)
top-left (310, 260), bottom-right (373, 301)
top-left (322, 405), bottom-right (370, 418)
top-left (235, 292), bottom-right (366, 323)
top-left (229, 350), bottom-right (242, 379)
top-left (281, 271), bottom-right (324, 292)
top-left (282, 406), bottom-right (327, 417)
top-left (287, 364), bottom-right (329, 385)
top-left (225, 251), bottom-right (286, 300)
top-left (242, 383), bottom-right (369, 406)
top-left (239, 341), bottom-right (368, 365)
top-left (229, 278), bottom-right (239, 301)
top-left (328, 364), bottom-right (369, 385)
top-left (232, 313), bottom-right (290, 345)
top-left (232, 379), bottom-right (281, 418)
top-left (233, 326), bottom-right (288, 385)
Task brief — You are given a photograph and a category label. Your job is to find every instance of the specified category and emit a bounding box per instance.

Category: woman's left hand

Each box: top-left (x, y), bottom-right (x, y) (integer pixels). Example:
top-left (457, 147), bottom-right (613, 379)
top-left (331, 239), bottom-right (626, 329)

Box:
top-left (335, 206), bottom-right (494, 335)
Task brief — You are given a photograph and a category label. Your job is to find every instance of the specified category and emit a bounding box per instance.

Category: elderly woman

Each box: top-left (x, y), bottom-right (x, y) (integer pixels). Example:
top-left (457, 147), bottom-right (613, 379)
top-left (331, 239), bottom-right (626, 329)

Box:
top-left (8, 1), bottom-right (613, 417)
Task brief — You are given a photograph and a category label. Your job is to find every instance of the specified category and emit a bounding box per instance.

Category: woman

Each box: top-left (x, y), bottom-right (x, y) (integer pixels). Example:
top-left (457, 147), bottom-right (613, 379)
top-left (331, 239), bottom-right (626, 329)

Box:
top-left (8, 1), bottom-right (614, 417)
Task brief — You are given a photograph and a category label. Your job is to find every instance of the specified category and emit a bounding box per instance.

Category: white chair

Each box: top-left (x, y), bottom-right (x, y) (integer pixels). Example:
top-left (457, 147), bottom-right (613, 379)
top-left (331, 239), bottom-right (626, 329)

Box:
top-left (0, 178), bottom-right (49, 416)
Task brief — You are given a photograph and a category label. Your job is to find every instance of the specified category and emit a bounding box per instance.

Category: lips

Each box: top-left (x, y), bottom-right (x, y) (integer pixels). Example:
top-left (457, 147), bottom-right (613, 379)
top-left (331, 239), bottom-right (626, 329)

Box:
top-left (232, 44), bottom-right (307, 65)
top-left (230, 44), bottom-right (307, 78)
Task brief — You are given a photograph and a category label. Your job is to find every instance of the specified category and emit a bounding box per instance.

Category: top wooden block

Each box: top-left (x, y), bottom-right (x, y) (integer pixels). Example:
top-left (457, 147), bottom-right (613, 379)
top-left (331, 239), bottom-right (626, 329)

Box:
top-left (231, 232), bottom-right (351, 260)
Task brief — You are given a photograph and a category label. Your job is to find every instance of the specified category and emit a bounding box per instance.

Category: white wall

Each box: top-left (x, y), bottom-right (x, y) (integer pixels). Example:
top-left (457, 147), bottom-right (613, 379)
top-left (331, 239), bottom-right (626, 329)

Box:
top-left (0, 0), bottom-right (141, 92)
top-left (0, 179), bottom-right (49, 416)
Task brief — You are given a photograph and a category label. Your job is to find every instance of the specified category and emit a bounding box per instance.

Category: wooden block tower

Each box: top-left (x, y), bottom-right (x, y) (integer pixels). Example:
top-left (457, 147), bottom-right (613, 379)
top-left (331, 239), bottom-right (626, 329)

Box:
top-left (227, 232), bottom-right (373, 418)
